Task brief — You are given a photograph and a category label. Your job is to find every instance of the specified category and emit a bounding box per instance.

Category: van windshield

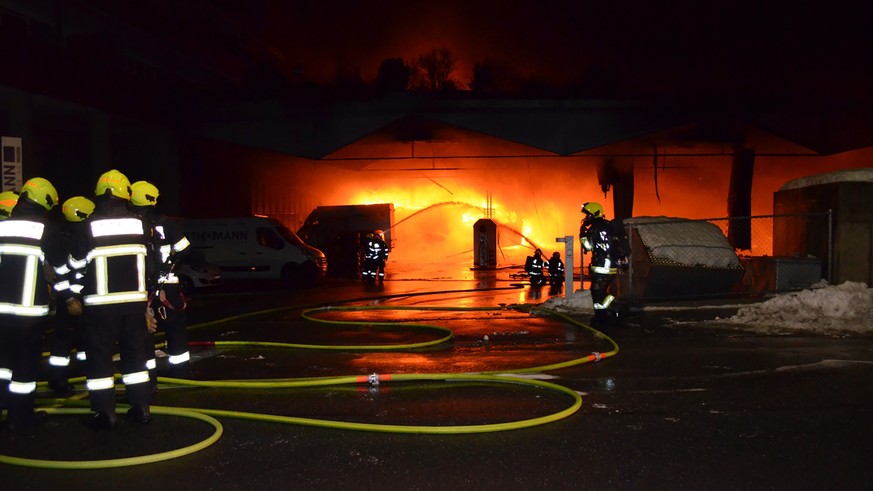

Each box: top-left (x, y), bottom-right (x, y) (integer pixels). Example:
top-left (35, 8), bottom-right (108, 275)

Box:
top-left (276, 224), bottom-right (306, 246)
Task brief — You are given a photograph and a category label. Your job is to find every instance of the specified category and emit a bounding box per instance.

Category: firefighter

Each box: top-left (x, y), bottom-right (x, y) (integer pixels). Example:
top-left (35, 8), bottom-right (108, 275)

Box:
top-left (68, 169), bottom-right (155, 429)
top-left (46, 196), bottom-right (95, 397)
top-left (580, 202), bottom-right (623, 325)
top-left (362, 229), bottom-right (388, 283)
top-left (0, 190), bottom-right (19, 416)
top-left (524, 248), bottom-right (546, 286)
top-left (547, 251), bottom-right (565, 287)
top-left (0, 177), bottom-right (66, 429)
top-left (0, 190), bottom-right (20, 408)
top-left (130, 181), bottom-right (193, 382)
top-left (0, 190), bottom-right (18, 220)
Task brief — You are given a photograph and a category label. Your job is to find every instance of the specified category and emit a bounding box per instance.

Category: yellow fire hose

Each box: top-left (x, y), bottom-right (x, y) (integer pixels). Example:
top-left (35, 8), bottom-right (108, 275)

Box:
top-left (3, 298), bottom-right (617, 469)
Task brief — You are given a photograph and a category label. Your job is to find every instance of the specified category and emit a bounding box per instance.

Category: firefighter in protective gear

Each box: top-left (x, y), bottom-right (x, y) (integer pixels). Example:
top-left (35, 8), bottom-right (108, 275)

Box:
top-left (130, 180), bottom-right (192, 382)
top-left (0, 191), bottom-right (18, 220)
top-left (580, 202), bottom-right (622, 325)
top-left (524, 248), bottom-right (546, 286)
top-left (46, 196), bottom-right (95, 397)
top-left (0, 177), bottom-right (66, 429)
top-left (361, 229), bottom-right (388, 283)
top-left (68, 169), bottom-right (156, 429)
top-left (546, 251), bottom-right (565, 287)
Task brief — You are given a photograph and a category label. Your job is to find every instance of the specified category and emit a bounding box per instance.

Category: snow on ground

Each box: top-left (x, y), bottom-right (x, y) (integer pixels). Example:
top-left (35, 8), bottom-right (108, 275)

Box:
top-left (539, 290), bottom-right (595, 313)
top-left (539, 281), bottom-right (873, 336)
top-left (711, 281), bottom-right (873, 336)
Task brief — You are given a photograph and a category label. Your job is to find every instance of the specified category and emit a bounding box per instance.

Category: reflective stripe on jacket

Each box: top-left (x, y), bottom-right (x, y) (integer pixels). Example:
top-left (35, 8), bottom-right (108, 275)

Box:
top-left (74, 216), bottom-right (150, 306)
top-left (0, 219), bottom-right (50, 316)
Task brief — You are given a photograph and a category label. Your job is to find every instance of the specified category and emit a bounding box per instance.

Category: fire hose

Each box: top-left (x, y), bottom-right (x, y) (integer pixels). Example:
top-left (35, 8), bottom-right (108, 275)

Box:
top-left (2, 295), bottom-right (617, 469)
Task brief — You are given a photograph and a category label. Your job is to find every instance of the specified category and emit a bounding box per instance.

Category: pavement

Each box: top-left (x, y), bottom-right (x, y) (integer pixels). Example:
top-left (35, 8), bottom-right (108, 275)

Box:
top-left (2, 272), bottom-right (872, 490)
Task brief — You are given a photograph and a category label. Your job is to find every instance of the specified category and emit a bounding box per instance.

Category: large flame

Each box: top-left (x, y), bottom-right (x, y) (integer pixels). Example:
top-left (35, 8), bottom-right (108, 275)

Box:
top-left (250, 142), bottom-right (873, 275)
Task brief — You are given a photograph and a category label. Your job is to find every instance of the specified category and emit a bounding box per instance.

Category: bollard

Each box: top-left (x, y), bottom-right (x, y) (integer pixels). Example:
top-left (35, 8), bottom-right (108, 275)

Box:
top-left (555, 235), bottom-right (575, 299)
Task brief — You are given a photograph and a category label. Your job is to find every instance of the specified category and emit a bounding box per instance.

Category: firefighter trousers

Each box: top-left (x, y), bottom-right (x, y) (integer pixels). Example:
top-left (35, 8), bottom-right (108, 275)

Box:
top-left (0, 315), bottom-right (49, 423)
top-left (152, 284), bottom-right (190, 378)
top-left (83, 304), bottom-right (153, 413)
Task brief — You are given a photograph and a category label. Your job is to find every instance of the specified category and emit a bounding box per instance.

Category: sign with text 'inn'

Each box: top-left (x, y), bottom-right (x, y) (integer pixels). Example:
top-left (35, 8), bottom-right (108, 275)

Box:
top-left (2, 136), bottom-right (23, 192)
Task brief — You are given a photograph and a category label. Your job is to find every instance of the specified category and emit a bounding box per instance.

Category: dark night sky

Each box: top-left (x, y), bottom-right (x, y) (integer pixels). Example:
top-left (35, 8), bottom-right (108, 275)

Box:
top-left (261, 0), bottom-right (873, 96)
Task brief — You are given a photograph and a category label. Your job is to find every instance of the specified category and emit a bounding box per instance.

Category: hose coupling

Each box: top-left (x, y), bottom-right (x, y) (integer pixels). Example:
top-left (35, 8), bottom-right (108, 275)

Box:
top-left (368, 373), bottom-right (380, 386)
top-left (592, 351), bottom-right (602, 362)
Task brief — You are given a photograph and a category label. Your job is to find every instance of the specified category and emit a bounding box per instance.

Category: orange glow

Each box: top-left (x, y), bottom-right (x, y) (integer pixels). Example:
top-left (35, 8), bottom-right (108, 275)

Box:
top-left (340, 176), bottom-right (578, 269)
top-left (351, 353), bottom-right (443, 371)
top-left (249, 128), bottom-right (873, 274)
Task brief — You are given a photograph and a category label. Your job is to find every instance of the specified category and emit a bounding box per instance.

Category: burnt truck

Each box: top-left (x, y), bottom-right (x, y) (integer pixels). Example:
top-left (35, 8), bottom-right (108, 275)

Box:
top-left (296, 203), bottom-right (394, 278)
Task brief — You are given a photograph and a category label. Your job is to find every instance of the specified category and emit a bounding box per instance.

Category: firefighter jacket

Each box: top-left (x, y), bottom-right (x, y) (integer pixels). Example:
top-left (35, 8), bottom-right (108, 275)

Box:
top-left (580, 216), bottom-right (619, 275)
top-left (52, 219), bottom-right (89, 302)
top-left (525, 254), bottom-right (545, 276)
top-left (364, 236), bottom-right (388, 261)
top-left (68, 196), bottom-right (154, 312)
top-left (0, 200), bottom-right (67, 317)
top-left (547, 257), bottom-right (565, 277)
top-left (135, 207), bottom-right (191, 288)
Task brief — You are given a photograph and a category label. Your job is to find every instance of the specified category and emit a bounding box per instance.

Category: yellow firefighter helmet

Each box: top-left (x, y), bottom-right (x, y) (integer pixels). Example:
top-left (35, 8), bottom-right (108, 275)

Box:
top-left (20, 177), bottom-right (59, 211)
top-left (0, 190), bottom-right (19, 219)
top-left (95, 169), bottom-right (132, 200)
top-left (581, 202), bottom-right (604, 218)
top-left (62, 196), bottom-right (96, 222)
top-left (131, 181), bottom-right (160, 207)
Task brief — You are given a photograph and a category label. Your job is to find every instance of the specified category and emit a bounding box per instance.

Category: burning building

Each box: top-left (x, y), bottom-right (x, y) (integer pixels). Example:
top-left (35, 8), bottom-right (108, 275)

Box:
top-left (182, 103), bottom-right (873, 280)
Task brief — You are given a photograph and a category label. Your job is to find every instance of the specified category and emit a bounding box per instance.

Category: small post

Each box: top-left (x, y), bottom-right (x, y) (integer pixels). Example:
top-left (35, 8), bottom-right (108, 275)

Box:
top-left (556, 235), bottom-right (574, 299)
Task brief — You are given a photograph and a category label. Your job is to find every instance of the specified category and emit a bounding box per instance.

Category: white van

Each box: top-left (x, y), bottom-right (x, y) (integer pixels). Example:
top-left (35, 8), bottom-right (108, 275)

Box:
top-left (182, 216), bottom-right (327, 286)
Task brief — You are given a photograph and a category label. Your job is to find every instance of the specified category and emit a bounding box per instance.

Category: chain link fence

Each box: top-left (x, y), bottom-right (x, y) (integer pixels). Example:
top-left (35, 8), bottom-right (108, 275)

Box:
top-left (616, 211), bottom-right (832, 302)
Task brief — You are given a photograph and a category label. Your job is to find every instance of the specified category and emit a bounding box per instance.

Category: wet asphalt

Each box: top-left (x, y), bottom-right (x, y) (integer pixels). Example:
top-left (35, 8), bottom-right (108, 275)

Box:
top-left (2, 273), bottom-right (872, 490)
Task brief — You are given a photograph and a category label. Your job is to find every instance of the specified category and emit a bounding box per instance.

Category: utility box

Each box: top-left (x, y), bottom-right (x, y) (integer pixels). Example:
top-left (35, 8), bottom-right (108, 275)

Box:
top-left (740, 256), bottom-right (822, 293)
top-left (472, 219), bottom-right (498, 269)
top-left (774, 170), bottom-right (873, 286)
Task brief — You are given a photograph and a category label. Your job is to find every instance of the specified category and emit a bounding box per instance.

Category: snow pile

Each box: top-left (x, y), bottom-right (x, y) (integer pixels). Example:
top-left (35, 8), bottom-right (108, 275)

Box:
top-left (779, 168), bottom-right (873, 191)
top-left (627, 217), bottom-right (741, 269)
top-left (717, 281), bottom-right (873, 335)
top-left (539, 290), bottom-right (594, 313)
top-left (538, 281), bottom-right (873, 336)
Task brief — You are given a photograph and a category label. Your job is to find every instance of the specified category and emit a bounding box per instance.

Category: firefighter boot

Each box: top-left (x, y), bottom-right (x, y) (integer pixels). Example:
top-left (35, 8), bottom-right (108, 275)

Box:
top-left (90, 410), bottom-right (118, 430)
top-left (125, 381), bottom-right (152, 424)
top-left (126, 404), bottom-right (151, 424)
top-left (88, 388), bottom-right (118, 430)
top-left (590, 309), bottom-right (610, 328)
top-left (4, 392), bottom-right (47, 430)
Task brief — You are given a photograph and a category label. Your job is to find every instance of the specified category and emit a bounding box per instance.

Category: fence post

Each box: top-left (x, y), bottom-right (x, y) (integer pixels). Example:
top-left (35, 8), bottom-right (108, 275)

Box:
top-left (626, 223), bottom-right (634, 302)
top-left (827, 209), bottom-right (833, 283)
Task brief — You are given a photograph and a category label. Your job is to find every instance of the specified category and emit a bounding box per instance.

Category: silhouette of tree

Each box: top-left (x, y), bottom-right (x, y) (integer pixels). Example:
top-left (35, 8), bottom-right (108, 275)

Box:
top-left (374, 57), bottom-right (411, 92)
top-left (411, 48), bottom-right (457, 92)
top-left (469, 58), bottom-right (520, 93)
